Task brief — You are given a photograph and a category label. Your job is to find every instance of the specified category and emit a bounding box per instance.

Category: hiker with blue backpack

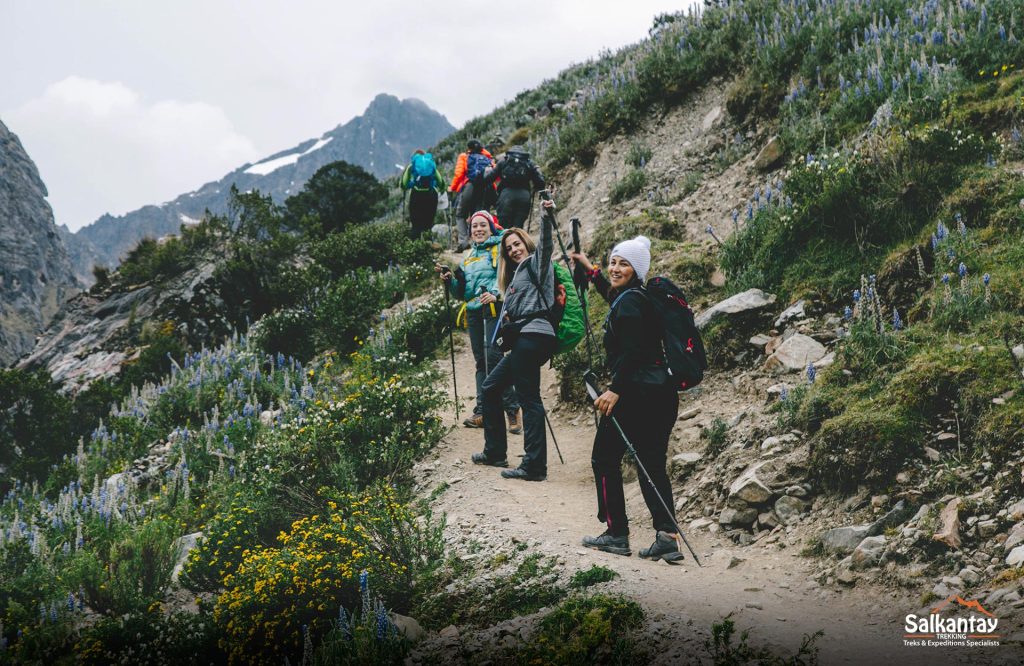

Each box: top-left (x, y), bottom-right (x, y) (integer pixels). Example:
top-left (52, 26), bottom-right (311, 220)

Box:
top-left (484, 147), bottom-right (545, 230)
top-left (570, 236), bottom-right (707, 563)
top-left (449, 140), bottom-right (495, 250)
top-left (437, 210), bottom-right (522, 434)
top-left (401, 149), bottom-right (445, 238)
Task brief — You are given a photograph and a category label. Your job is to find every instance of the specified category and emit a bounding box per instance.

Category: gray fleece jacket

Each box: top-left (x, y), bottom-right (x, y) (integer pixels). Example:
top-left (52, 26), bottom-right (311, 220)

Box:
top-left (502, 208), bottom-right (556, 337)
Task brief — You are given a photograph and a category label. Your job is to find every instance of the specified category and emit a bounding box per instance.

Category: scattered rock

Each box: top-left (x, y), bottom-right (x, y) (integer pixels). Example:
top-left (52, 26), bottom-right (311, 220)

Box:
top-left (702, 106), bottom-right (723, 132)
top-left (763, 334), bottom-right (827, 373)
top-left (774, 496), bottom-right (807, 525)
top-left (729, 464), bottom-right (773, 504)
top-left (820, 525), bottom-right (871, 555)
top-left (170, 532), bottom-right (203, 584)
top-left (977, 519), bottom-right (999, 539)
top-left (1007, 500), bottom-right (1024, 522)
top-left (851, 536), bottom-right (886, 569)
top-left (866, 499), bottom-right (915, 537)
top-left (720, 506), bottom-right (758, 527)
top-left (392, 614), bottom-right (425, 642)
top-left (758, 512), bottom-right (779, 529)
top-left (753, 136), bottom-right (784, 172)
top-left (932, 498), bottom-right (962, 549)
top-left (774, 300), bottom-right (806, 329)
top-left (679, 407), bottom-right (701, 421)
top-left (836, 567), bottom-right (858, 586)
top-left (439, 625), bottom-right (460, 639)
top-left (749, 334), bottom-right (772, 348)
top-left (1004, 523), bottom-right (1024, 551)
top-left (695, 289), bottom-right (777, 329)
top-left (671, 452), bottom-right (702, 476)
top-left (1006, 545), bottom-right (1024, 567)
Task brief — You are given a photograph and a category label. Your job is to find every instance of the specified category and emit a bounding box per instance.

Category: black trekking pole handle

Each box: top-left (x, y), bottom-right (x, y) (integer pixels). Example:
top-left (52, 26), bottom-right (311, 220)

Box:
top-left (585, 374), bottom-right (702, 566)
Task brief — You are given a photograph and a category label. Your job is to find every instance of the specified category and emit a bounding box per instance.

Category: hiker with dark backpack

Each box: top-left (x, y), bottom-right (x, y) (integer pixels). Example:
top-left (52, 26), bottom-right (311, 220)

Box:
top-left (484, 147), bottom-right (545, 229)
top-left (449, 140), bottom-right (495, 250)
top-left (401, 149), bottom-right (445, 238)
top-left (439, 210), bottom-right (522, 434)
top-left (569, 236), bottom-right (707, 562)
top-left (472, 197), bottom-right (559, 481)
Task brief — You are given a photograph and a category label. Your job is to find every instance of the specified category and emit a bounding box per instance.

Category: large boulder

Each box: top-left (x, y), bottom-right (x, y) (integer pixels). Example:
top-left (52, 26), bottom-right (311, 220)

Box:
top-left (695, 289), bottom-right (777, 330)
top-left (763, 334), bottom-right (827, 373)
top-left (171, 532), bottom-right (203, 584)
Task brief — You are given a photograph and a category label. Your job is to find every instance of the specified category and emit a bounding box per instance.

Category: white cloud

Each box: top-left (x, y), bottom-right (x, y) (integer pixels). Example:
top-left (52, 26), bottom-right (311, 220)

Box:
top-left (6, 76), bottom-right (259, 231)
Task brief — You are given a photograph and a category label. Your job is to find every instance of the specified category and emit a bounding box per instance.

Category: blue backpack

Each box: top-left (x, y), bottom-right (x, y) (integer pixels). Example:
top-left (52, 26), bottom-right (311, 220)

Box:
top-left (410, 153), bottom-right (436, 189)
top-left (466, 152), bottom-right (491, 183)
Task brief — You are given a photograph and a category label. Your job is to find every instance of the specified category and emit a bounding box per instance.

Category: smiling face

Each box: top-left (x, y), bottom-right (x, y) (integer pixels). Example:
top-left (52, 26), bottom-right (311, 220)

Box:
top-left (470, 216), bottom-right (492, 243)
top-left (608, 255), bottom-right (636, 290)
top-left (504, 233), bottom-right (528, 265)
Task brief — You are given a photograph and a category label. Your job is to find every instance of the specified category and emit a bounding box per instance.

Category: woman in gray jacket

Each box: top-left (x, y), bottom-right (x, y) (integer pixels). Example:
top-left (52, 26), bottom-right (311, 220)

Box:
top-left (472, 197), bottom-right (557, 481)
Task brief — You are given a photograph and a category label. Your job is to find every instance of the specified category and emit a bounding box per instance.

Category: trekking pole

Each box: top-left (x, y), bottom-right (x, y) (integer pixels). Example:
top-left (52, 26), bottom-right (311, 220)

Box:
top-left (447, 192), bottom-right (458, 252)
top-left (440, 273), bottom-right (460, 420)
top-left (479, 286), bottom-right (490, 376)
top-left (584, 373), bottom-right (702, 566)
top-left (541, 404), bottom-right (565, 465)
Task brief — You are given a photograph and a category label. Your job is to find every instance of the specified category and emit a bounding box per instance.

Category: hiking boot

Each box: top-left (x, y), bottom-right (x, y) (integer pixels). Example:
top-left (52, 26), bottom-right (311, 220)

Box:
top-left (506, 409), bottom-right (522, 435)
top-left (463, 414), bottom-right (484, 428)
top-left (639, 531), bottom-right (685, 564)
top-left (500, 467), bottom-right (546, 482)
top-left (582, 530), bottom-right (631, 556)
top-left (471, 452), bottom-right (508, 467)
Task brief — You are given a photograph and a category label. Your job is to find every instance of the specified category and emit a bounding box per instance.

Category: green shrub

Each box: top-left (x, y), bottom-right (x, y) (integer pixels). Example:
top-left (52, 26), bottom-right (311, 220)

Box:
top-left (707, 617), bottom-right (821, 666)
top-left (522, 594), bottom-right (646, 665)
top-left (625, 141), bottom-right (652, 168)
top-left (609, 169), bottom-right (648, 204)
top-left (702, 418), bottom-right (729, 459)
top-left (67, 518), bottom-right (177, 616)
top-left (0, 369), bottom-right (73, 483)
top-left (284, 161), bottom-right (388, 235)
top-left (214, 486), bottom-right (440, 665)
top-left (569, 565), bottom-right (620, 589)
top-left (75, 609), bottom-right (224, 665)
top-left (310, 221), bottom-right (434, 277)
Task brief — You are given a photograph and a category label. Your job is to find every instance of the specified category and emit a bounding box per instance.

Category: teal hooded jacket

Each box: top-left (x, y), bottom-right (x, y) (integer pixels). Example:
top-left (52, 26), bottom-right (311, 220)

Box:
top-left (449, 231), bottom-right (504, 315)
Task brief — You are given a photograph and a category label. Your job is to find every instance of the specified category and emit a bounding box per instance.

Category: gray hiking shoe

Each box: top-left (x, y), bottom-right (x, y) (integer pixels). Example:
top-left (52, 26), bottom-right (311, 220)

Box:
top-left (471, 452), bottom-right (508, 467)
top-left (582, 530), bottom-right (631, 556)
top-left (639, 531), bottom-right (685, 564)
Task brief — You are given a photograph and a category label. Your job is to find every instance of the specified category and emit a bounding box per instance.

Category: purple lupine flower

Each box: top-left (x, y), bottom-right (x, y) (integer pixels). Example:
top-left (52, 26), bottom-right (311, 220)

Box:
top-left (806, 364), bottom-right (816, 384)
top-left (958, 262), bottom-right (968, 278)
top-left (843, 306), bottom-right (853, 321)
top-left (983, 273), bottom-right (991, 286)
top-left (892, 308), bottom-right (902, 330)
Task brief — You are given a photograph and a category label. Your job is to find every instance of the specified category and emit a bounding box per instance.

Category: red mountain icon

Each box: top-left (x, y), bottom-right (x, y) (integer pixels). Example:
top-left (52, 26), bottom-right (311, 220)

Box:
top-left (930, 595), bottom-right (995, 618)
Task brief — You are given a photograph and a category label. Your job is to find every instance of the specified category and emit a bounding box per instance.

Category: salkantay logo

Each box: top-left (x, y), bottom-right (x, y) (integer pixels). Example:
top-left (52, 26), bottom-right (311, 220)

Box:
top-left (903, 595), bottom-right (1000, 648)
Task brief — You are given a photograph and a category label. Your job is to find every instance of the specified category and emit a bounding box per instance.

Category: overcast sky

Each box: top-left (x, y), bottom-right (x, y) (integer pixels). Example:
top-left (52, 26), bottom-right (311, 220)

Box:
top-left (2, 1), bottom-right (691, 232)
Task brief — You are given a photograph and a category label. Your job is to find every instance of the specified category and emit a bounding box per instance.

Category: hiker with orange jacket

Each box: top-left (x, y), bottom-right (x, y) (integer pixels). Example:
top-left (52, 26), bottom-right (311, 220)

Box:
top-left (449, 139), bottom-right (494, 250)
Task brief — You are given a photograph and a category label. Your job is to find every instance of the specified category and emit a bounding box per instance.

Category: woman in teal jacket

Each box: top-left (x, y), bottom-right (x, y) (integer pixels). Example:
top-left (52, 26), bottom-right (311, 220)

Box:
top-left (441, 211), bottom-right (521, 432)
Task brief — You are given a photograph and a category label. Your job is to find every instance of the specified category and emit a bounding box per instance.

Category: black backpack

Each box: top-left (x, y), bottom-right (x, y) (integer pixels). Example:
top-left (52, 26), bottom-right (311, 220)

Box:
top-left (501, 152), bottom-right (532, 188)
top-left (617, 277), bottom-right (706, 391)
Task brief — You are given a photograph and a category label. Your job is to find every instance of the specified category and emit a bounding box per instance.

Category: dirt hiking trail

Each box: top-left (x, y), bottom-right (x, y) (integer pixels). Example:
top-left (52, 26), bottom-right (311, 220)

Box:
top-left (413, 340), bottom-right (1022, 665)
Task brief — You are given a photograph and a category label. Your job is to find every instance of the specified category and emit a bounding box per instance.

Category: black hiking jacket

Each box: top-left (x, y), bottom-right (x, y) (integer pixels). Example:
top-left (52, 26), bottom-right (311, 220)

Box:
top-left (592, 274), bottom-right (668, 393)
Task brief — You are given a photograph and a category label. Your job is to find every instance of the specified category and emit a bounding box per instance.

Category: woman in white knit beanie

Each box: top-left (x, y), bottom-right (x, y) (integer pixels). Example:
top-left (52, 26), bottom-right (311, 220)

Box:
top-left (569, 235), bottom-right (683, 563)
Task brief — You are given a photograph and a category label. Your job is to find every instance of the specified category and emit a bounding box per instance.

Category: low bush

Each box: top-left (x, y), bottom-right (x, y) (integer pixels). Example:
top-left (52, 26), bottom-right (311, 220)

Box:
top-left (214, 486), bottom-right (441, 664)
top-left (569, 564), bottom-right (620, 589)
top-left (609, 169), bottom-right (648, 204)
top-left (522, 594), bottom-right (646, 665)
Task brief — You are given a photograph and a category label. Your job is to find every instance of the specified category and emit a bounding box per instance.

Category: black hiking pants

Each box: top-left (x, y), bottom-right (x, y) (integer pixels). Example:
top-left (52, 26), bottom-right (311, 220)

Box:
top-left (481, 333), bottom-right (556, 474)
top-left (496, 187), bottom-right (532, 229)
top-left (409, 189), bottom-right (438, 238)
top-left (466, 309), bottom-right (519, 416)
top-left (456, 182), bottom-right (486, 247)
top-left (591, 385), bottom-right (678, 536)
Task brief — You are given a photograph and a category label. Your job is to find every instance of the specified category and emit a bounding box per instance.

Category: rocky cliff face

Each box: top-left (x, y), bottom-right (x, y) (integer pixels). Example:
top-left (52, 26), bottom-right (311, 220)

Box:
top-left (68, 94), bottom-right (453, 277)
top-left (0, 119), bottom-right (78, 366)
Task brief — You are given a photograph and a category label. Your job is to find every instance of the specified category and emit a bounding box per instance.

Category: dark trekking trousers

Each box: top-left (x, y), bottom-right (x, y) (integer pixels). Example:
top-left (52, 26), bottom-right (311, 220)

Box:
top-left (591, 384), bottom-right (678, 535)
top-left (466, 308), bottom-right (519, 416)
top-left (496, 187), bottom-right (532, 229)
top-left (481, 332), bottom-right (556, 474)
top-left (409, 189), bottom-right (439, 238)
top-left (456, 181), bottom-right (486, 247)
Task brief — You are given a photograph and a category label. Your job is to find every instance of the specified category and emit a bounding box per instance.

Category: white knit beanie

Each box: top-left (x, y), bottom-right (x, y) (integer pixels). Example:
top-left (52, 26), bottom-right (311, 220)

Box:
top-left (610, 236), bottom-right (652, 282)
